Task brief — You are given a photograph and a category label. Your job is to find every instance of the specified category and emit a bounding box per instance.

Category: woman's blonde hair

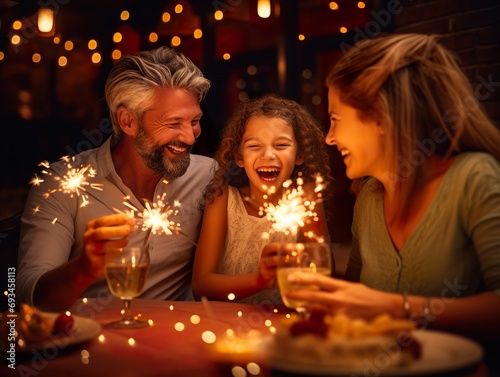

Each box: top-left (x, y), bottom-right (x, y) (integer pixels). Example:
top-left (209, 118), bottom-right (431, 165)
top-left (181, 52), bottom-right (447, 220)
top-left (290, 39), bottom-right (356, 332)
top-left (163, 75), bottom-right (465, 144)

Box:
top-left (327, 33), bottom-right (500, 218)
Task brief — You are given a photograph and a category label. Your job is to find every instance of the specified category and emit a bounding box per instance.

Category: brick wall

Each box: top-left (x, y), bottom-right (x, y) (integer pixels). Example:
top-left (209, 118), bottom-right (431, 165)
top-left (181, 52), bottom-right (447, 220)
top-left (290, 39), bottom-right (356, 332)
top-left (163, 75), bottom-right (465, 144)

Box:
top-left (394, 0), bottom-right (500, 126)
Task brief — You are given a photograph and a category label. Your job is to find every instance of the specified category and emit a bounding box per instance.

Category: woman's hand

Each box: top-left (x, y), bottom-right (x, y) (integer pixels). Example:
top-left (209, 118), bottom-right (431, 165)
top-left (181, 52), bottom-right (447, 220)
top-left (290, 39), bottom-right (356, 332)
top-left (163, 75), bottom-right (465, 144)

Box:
top-left (80, 213), bottom-right (134, 279)
top-left (285, 273), bottom-right (399, 320)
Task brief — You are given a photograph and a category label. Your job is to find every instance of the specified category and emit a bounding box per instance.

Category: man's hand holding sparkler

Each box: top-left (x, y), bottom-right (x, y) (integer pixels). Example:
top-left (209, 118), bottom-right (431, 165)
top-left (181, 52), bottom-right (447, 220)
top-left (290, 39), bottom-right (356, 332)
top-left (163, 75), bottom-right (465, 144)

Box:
top-left (82, 214), bottom-right (135, 279)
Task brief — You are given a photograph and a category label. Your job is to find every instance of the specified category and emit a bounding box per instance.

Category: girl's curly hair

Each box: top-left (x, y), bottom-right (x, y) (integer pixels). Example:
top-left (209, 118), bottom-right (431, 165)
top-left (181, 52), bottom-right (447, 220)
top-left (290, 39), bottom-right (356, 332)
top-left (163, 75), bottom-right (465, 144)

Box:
top-left (204, 93), bottom-right (332, 205)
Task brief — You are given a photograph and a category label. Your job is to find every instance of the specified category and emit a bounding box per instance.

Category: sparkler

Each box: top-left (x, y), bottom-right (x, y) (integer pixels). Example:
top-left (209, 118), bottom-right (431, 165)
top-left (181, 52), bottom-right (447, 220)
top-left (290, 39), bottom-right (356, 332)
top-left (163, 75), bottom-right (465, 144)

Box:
top-left (29, 156), bottom-right (103, 209)
top-left (119, 190), bottom-right (182, 236)
top-left (257, 174), bottom-right (325, 242)
top-left (115, 181), bottom-right (194, 247)
top-left (31, 157), bottom-right (190, 245)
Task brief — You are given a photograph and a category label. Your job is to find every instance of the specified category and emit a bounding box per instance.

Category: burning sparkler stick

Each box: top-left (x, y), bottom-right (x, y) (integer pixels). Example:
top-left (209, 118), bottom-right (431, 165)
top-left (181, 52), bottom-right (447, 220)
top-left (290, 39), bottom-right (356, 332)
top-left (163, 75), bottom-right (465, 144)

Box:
top-left (250, 174), bottom-right (326, 242)
top-left (31, 157), bottom-right (194, 247)
top-left (116, 186), bottom-right (196, 247)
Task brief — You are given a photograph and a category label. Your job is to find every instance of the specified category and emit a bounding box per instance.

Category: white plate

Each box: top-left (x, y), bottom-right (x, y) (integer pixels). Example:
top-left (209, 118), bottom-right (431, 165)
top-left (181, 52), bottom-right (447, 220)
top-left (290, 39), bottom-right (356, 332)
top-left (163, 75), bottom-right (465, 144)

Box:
top-left (271, 330), bottom-right (483, 376)
top-left (18, 313), bottom-right (101, 353)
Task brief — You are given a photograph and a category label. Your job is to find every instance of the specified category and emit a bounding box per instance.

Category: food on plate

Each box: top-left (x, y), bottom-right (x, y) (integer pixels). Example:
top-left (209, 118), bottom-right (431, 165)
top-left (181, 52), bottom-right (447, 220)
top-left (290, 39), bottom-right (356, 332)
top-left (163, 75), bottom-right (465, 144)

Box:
top-left (52, 311), bottom-right (75, 336)
top-left (16, 304), bottom-right (74, 344)
top-left (272, 309), bottom-right (422, 369)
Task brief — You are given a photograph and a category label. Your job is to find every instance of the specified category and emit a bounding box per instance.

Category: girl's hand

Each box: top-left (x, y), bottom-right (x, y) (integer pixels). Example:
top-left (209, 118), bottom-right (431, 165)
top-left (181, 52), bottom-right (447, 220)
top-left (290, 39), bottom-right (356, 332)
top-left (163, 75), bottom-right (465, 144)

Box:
top-left (80, 214), bottom-right (133, 279)
top-left (258, 242), bottom-right (281, 289)
top-left (285, 273), bottom-right (399, 320)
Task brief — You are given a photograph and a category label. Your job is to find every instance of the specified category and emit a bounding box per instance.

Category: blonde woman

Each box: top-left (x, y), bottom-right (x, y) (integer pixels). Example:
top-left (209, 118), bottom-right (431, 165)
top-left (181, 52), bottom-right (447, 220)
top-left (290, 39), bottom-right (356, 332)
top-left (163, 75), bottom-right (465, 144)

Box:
top-left (286, 34), bottom-right (500, 345)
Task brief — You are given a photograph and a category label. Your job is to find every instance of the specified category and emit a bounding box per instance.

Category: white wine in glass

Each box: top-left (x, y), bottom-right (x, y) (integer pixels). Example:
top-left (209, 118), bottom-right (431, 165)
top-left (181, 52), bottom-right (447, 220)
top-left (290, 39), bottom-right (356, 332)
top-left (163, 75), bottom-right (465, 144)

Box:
top-left (104, 246), bottom-right (150, 329)
top-left (277, 242), bottom-right (332, 318)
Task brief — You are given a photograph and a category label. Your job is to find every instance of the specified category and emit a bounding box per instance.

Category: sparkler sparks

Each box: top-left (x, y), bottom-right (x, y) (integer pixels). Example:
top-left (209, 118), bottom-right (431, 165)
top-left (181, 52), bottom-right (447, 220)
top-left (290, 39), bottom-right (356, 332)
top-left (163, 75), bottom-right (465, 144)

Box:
top-left (120, 192), bottom-right (182, 236)
top-left (258, 174), bottom-right (325, 240)
top-left (30, 156), bottom-right (103, 209)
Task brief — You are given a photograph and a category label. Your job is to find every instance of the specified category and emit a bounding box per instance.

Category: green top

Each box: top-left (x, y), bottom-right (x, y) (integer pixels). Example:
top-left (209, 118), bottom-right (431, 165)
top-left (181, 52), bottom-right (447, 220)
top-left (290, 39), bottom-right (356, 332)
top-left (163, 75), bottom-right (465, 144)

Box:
top-left (346, 152), bottom-right (500, 297)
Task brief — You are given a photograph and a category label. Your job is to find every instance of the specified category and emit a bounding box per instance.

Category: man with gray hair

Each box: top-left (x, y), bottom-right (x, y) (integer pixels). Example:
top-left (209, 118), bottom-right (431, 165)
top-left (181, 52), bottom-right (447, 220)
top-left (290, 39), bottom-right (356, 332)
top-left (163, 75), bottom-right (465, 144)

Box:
top-left (18, 47), bottom-right (215, 311)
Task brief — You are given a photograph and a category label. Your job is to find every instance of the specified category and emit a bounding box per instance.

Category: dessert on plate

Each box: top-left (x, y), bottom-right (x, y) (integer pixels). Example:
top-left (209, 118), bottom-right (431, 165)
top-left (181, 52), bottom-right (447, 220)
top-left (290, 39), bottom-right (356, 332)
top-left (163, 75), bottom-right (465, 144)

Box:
top-left (272, 309), bottom-right (422, 369)
top-left (0, 303), bottom-right (75, 353)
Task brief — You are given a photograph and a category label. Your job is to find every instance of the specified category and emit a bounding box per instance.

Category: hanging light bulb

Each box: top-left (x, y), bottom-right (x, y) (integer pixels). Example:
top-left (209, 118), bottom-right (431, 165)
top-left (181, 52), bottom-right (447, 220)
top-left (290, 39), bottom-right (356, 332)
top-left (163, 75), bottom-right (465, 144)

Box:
top-left (257, 0), bottom-right (271, 18)
top-left (37, 8), bottom-right (55, 36)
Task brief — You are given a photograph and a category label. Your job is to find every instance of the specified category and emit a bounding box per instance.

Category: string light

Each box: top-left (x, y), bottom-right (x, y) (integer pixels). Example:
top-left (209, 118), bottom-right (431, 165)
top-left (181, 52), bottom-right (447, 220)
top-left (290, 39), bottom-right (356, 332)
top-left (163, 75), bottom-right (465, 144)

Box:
top-left (214, 10), bottom-right (223, 20)
top-left (162, 12), bottom-right (171, 22)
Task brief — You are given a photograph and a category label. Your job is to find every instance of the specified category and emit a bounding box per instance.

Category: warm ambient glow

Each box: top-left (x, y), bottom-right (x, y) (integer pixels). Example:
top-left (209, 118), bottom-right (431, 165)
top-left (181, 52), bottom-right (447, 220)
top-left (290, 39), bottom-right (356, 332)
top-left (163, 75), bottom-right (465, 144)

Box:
top-left (64, 41), bottom-right (73, 51)
top-left (175, 4), bottom-right (183, 14)
top-left (223, 53), bottom-right (231, 60)
top-left (32, 53), bottom-right (41, 63)
top-left (298, 34), bottom-right (305, 41)
top-left (38, 8), bottom-right (55, 35)
top-left (358, 2), bottom-right (366, 8)
top-left (257, 0), bottom-right (271, 18)
top-left (340, 26), bottom-right (347, 33)
top-left (12, 20), bottom-right (22, 30)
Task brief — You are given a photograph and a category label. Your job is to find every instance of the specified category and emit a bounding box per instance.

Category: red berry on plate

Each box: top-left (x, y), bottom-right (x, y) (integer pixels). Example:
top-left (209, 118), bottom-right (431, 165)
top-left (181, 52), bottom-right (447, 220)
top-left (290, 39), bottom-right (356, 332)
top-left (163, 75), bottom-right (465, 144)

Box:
top-left (309, 308), bottom-right (327, 324)
top-left (52, 312), bottom-right (75, 336)
top-left (290, 319), bottom-right (328, 338)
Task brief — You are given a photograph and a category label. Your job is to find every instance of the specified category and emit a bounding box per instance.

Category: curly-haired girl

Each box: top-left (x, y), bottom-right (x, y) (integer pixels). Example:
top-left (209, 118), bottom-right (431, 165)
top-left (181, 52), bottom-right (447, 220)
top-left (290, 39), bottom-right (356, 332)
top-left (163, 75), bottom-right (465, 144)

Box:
top-left (192, 94), bottom-right (332, 304)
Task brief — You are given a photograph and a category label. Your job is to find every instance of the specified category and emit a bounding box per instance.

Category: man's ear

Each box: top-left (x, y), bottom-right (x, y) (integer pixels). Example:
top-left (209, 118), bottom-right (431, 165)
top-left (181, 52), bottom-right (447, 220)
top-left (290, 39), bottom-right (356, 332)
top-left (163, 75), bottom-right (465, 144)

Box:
top-left (116, 107), bottom-right (137, 136)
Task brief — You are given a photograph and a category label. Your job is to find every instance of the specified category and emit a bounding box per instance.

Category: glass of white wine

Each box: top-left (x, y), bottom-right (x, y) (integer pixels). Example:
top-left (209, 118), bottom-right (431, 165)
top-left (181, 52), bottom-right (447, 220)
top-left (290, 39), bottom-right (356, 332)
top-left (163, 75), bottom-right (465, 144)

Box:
top-left (277, 242), bottom-right (332, 318)
top-left (104, 246), bottom-right (150, 329)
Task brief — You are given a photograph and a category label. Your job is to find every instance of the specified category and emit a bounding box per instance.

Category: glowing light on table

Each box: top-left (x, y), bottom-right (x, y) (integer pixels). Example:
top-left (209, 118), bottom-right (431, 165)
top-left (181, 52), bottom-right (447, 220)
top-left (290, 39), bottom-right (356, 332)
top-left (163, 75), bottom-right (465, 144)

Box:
top-left (202, 331), bottom-right (216, 344)
top-left (190, 315), bottom-right (201, 324)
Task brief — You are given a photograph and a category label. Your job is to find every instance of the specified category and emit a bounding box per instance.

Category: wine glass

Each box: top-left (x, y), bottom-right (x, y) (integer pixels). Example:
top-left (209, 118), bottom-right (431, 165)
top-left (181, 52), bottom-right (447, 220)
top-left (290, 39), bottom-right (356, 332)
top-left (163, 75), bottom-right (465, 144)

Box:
top-left (104, 246), bottom-right (150, 329)
top-left (277, 242), bottom-right (332, 318)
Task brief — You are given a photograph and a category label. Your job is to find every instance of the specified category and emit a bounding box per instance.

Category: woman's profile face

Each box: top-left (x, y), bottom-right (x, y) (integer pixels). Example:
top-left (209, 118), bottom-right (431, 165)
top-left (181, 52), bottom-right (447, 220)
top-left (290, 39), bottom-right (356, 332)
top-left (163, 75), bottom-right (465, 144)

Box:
top-left (326, 86), bottom-right (390, 181)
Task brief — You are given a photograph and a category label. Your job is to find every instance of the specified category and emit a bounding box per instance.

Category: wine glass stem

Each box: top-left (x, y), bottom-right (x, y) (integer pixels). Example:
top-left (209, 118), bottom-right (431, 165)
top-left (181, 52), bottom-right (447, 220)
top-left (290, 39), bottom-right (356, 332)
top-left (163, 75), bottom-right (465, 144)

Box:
top-left (122, 299), bottom-right (134, 322)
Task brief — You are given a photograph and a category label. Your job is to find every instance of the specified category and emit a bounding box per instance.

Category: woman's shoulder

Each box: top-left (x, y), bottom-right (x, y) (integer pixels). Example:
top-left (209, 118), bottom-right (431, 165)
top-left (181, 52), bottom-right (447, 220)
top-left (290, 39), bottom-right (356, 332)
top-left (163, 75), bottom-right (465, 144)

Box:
top-left (357, 177), bottom-right (381, 197)
top-left (451, 152), bottom-right (500, 178)
top-left (352, 177), bottom-right (381, 214)
top-left (446, 153), bottom-right (500, 202)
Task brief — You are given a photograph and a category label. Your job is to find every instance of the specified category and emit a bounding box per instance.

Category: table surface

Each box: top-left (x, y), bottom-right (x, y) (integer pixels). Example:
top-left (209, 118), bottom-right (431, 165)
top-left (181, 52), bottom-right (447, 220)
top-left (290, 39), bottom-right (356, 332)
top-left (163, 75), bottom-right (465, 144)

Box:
top-left (2, 297), bottom-right (490, 377)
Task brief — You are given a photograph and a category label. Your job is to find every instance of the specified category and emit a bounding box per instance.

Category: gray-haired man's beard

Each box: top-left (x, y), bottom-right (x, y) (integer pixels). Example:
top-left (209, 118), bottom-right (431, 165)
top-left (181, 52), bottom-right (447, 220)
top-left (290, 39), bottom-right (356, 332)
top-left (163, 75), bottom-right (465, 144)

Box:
top-left (134, 127), bottom-right (192, 179)
top-left (145, 145), bottom-right (191, 179)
